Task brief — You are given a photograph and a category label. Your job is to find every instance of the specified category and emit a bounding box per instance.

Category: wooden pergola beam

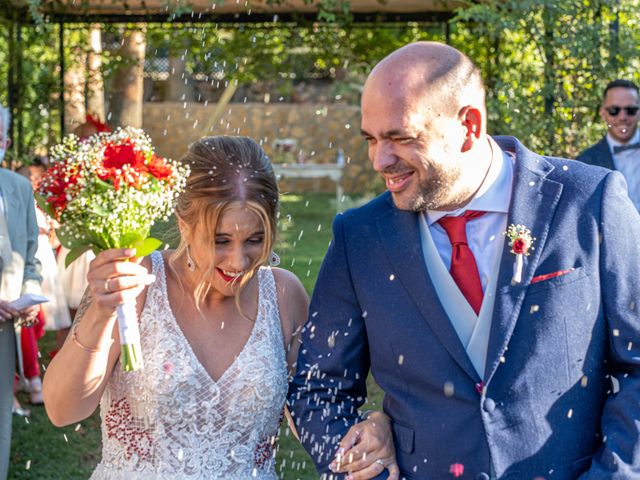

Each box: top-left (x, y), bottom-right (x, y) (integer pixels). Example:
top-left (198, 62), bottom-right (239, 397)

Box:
top-left (3, 0), bottom-right (461, 24)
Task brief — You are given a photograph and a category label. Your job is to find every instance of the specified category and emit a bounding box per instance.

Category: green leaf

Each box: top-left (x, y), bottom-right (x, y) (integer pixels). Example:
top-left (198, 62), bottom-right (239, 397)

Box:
top-left (132, 237), bottom-right (163, 258)
top-left (56, 226), bottom-right (82, 250)
top-left (119, 232), bottom-right (145, 247)
top-left (65, 245), bottom-right (92, 268)
top-left (34, 192), bottom-right (55, 218)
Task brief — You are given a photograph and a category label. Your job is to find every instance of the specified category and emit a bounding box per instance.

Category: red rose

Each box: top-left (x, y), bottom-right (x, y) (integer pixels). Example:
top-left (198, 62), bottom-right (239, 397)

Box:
top-left (103, 142), bottom-right (147, 171)
top-left (98, 140), bottom-right (149, 190)
top-left (513, 238), bottom-right (528, 254)
top-left (147, 154), bottom-right (173, 181)
top-left (40, 161), bottom-right (81, 217)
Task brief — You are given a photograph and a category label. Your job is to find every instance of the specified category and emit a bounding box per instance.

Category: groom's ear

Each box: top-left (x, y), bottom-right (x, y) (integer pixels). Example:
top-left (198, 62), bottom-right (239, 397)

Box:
top-left (459, 105), bottom-right (483, 152)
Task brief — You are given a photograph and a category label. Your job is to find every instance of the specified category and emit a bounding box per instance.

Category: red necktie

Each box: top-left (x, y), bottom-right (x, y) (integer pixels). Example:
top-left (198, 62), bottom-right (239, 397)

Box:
top-left (438, 210), bottom-right (485, 315)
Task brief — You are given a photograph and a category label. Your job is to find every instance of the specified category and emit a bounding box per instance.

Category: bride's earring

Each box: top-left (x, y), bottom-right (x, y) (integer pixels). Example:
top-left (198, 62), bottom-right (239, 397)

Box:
top-left (269, 251), bottom-right (280, 267)
top-left (187, 245), bottom-right (196, 271)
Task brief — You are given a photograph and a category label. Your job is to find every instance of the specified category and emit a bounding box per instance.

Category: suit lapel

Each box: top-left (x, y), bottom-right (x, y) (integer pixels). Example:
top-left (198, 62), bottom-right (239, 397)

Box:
top-left (377, 198), bottom-right (480, 382)
top-left (484, 137), bottom-right (563, 383)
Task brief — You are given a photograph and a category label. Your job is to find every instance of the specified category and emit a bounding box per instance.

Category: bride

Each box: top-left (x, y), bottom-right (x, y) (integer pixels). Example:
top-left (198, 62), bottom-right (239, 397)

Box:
top-left (42, 136), bottom-right (396, 479)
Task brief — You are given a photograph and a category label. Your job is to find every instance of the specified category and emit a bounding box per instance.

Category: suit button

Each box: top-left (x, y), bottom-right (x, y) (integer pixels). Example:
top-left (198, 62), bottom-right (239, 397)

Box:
top-left (476, 473), bottom-right (490, 480)
top-left (483, 398), bottom-right (496, 413)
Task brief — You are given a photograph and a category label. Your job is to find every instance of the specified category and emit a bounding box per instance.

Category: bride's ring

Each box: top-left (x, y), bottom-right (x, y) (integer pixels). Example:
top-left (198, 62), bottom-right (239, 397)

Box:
top-left (104, 279), bottom-right (112, 294)
top-left (375, 459), bottom-right (386, 468)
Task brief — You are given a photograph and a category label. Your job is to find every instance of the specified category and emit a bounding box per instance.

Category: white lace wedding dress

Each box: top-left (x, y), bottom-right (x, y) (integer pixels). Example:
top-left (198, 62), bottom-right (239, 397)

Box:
top-left (90, 252), bottom-right (289, 479)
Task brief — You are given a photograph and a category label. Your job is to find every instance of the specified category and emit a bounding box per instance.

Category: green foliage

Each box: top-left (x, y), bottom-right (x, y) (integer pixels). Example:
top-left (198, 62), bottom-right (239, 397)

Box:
top-left (1, 21), bottom-right (62, 165)
top-left (452, 0), bottom-right (640, 158)
top-left (9, 332), bottom-right (103, 480)
top-left (144, 21), bottom-right (437, 90)
top-left (1, 1), bottom-right (639, 168)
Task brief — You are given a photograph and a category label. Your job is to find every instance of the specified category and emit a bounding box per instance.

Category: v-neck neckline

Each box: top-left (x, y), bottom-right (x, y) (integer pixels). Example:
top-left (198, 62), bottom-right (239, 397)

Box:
top-left (155, 251), bottom-right (263, 385)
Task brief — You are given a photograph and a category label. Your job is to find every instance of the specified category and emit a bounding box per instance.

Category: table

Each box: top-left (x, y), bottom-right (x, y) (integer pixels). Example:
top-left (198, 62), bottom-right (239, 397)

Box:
top-left (273, 163), bottom-right (344, 210)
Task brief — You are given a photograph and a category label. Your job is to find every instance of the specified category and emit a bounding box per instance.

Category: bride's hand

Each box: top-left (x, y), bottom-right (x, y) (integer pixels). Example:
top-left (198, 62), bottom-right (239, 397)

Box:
top-left (87, 248), bottom-right (155, 310)
top-left (329, 411), bottom-right (399, 480)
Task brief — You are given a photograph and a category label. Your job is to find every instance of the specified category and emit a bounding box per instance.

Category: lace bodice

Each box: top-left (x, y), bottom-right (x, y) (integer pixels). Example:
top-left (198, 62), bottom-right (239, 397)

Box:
top-left (91, 252), bottom-right (289, 479)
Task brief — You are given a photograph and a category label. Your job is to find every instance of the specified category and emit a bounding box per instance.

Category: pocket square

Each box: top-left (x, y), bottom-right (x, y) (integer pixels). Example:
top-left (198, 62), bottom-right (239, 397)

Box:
top-left (531, 268), bottom-right (575, 284)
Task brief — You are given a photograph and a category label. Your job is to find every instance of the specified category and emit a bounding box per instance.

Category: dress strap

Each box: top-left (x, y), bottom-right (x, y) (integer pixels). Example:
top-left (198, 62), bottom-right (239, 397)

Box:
top-left (146, 251), bottom-right (169, 309)
top-left (257, 266), bottom-right (283, 342)
top-left (149, 251), bottom-right (165, 287)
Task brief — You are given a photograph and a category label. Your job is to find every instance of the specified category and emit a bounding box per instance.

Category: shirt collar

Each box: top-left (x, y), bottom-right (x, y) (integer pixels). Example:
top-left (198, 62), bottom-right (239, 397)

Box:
top-left (607, 129), bottom-right (640, 155)
top-left (425, 136), bottom-right (513, 226)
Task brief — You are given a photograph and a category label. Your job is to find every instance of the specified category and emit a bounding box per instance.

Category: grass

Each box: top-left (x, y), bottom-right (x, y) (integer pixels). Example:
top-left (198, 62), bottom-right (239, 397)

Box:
top-left (9, 193), bottom-right (383, 479)
top-left (9, 332), bottom-right (102, 479)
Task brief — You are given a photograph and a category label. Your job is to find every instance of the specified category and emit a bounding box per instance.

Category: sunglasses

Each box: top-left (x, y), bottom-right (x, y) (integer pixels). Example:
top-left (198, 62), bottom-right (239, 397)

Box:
top-left (605, 106), bottom-right (640, 116)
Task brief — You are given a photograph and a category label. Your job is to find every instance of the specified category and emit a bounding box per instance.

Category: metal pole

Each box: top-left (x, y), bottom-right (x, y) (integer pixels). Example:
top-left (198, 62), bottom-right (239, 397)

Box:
top-left (444, 19), bottom-right (450, 45)
top-left (59, 21), bottom-right (65, 138)
top-left (16, 23), bottom-right (23, 160)
top-left (7, 19), bottom-right (15, 169)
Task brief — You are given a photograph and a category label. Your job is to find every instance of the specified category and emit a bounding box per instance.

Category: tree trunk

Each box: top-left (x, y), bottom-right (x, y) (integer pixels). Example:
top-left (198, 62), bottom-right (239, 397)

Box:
top-left (64, 43), bottom-right (87, 134)
top-left (86, 24), bottom-right (105, 122)
top-left (109, 28), bottom-right (146, 128)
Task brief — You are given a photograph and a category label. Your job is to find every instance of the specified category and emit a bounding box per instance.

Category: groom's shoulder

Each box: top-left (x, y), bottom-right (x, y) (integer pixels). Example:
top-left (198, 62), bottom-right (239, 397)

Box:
top-left (499, 135), bottom-right (612, 190)
top-left (512, 141), bottom-right (613, 197)
top-left (539, 154), bottom-right (613, 197)
top-left (339, 191), bottom-right (393, 225)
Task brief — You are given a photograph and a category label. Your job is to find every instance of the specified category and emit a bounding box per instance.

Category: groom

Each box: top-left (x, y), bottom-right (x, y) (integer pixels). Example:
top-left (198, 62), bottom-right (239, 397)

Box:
top-left (288, 41), bottom-right (640, 479)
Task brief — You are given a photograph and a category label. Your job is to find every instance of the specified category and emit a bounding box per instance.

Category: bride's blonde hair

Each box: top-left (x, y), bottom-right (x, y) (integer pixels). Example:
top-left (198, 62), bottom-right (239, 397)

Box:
top-left (170, 136), bottom-right (279, 314)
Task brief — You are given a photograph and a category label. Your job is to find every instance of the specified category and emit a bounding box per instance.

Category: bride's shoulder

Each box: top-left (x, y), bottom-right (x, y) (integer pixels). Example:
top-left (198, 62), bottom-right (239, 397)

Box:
top-left (270, 268), bottom-right (307, 300)
top-left (270, 268), bottom-right (309, 337)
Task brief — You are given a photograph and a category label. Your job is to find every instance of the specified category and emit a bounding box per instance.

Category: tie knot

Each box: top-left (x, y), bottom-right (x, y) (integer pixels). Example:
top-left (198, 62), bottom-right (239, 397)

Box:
top-left (613, 142), bottom-right (640, 154)
top-left (438, 210), bottom-right (485, 245)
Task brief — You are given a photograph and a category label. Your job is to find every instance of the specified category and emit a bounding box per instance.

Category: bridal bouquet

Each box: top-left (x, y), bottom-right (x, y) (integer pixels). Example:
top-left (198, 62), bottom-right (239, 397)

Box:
top-left (35, 126), bottom-right (189, 371)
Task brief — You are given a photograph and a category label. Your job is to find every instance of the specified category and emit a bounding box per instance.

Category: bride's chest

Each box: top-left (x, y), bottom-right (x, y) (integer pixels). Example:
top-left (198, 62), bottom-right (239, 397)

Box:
top-left (125, 309), bottom-right (287, 410)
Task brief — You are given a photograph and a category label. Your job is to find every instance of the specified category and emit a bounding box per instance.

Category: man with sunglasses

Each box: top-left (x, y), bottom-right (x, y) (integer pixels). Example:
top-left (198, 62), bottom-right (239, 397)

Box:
top-left (578, 79), bottom-right (640, 209)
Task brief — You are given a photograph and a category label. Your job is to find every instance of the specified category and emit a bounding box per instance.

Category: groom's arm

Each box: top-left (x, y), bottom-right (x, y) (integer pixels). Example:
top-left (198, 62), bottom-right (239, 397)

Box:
top-left (582, 171), bottom-right (640, 478)
top-left (288, 213), bottom-right (375, 477)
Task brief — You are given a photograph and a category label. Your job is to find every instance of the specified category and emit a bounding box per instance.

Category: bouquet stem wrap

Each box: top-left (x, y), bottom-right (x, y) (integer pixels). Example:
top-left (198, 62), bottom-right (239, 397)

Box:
top-left (117, 301), bottom-right (143, 372)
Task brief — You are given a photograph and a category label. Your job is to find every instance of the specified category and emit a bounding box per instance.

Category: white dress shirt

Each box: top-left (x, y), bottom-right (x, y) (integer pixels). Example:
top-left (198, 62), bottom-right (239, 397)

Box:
top-left (424, 137), bottom-right (514, 291)
top-left (608, 129), bottom-right (640, 210)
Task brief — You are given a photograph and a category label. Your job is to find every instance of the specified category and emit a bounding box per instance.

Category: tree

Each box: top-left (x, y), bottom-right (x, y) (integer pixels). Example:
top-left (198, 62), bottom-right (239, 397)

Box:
top-left (453, 0), bottom-right (640, 158)
top-left (108, 27), bottom-right (146, 128)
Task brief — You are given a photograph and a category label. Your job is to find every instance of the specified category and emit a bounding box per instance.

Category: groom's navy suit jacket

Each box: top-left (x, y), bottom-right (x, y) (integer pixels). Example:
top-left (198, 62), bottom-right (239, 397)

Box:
top-left (288, 136), bottom-right (640, 479)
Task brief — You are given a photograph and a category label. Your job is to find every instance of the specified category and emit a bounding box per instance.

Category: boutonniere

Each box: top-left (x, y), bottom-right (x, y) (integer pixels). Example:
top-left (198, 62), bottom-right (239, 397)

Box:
top-left (505, 224), bottom-right (535, 284)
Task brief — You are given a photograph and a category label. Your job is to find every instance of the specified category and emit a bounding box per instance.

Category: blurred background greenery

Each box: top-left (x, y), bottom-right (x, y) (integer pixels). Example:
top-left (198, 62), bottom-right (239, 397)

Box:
top-left (1, 0), bottom-right (639, 170)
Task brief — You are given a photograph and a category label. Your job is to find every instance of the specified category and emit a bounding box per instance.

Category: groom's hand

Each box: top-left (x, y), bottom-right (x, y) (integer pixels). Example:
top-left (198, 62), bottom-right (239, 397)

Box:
top-left (329, 411), bottom-right (399, 480)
